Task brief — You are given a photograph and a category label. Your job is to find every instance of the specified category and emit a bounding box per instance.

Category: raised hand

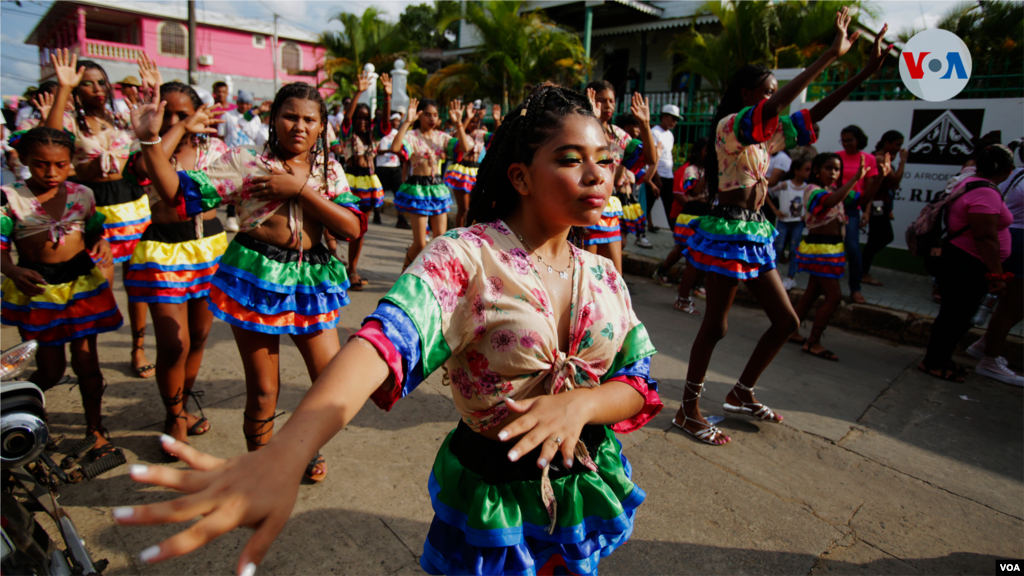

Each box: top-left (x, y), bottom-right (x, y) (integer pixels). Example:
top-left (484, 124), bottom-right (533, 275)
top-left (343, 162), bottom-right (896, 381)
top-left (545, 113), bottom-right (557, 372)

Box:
top-left (183, 104), bottom-right (224, 134)
top-left (405, 98), bottom-right (421, 126)
top-left (31, 91), bottom-right (55, 120)
top-left (50, 48), bottom-right (84, 88)
top-left (356, 71), bottom-right (372, 94)
top-left (865, 23), bottom-right (893, 74)
top-left (380, 73), bottom-right (392, 96)
top-left (878, 152), bottom-right (892, 178)
top-left (492, 103), bottom-right (502, 122)
top-left (630, 92), bottom-right (651, 125)
top-left (448, 99), bottom-right (463, 125)
top-left (855, 153), bottom-right (869, 180)
top-left (829, 6), bottom-right (861, 58)
top-left (464, 101), bottom-right (475, 121)
top-left (258, 100), bottom-right (272, 114)
top-left (136, 53), bottom-right (163, 98)
top-left (130, 92), bottom-right (165, 142)
top-left (586, 88), bottom-right (598, 114)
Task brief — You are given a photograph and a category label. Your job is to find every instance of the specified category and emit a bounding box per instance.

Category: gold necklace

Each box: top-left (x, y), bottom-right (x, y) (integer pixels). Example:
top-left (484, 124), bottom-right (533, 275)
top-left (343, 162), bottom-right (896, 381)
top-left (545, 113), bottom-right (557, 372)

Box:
top-left (511, 228), bottom-right (573, 279)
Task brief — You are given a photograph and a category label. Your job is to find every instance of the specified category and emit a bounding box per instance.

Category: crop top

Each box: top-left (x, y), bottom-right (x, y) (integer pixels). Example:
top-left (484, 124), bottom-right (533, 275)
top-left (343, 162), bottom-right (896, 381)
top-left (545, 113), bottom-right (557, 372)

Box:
top-left (1, 181), bottom-right (105, 251)
top-left (398, 129), bottom-right (453, 176)
top-left (803, 186), bottom-right (847, 233)
top-left (62, 110), bottom-right (135, 175)
top-left (337, 115), bottom-right (392, 174)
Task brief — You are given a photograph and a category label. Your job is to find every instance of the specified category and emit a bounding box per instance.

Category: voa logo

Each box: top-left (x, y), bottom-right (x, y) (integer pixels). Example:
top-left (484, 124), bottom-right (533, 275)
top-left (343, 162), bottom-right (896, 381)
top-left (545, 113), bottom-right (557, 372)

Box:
top-left (899, 29), bottom-right (972, 102)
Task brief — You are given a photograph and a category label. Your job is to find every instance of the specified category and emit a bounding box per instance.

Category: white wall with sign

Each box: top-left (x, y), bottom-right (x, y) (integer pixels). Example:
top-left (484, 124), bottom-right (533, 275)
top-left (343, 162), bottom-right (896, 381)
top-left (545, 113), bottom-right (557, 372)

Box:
top-left (806, 98), bottom-right (1024, 249)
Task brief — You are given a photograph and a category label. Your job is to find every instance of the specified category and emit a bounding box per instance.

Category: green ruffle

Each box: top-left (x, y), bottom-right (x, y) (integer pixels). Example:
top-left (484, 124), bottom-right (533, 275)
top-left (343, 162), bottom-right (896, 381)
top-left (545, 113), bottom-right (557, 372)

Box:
top-left (431, 426), bottom-right (636, 532)
top-left (183, 170), bottom-right (223, 213)
top-left (1, 214), bottom-right (11, 238)
top-left (696, 216), bottom-right (775, 241)
top-left (778, 116), bottom-right (798, 151)
top-left (604, 324), bottom-right (656, 381)
top-left (84, 211), bottom-right (106, 237)
top-left (398, 182), bottom-right (450, 198)
top-left (381, 274), bottom-right (452, 377)
top-left (218, 239), bottom-right (348, 292)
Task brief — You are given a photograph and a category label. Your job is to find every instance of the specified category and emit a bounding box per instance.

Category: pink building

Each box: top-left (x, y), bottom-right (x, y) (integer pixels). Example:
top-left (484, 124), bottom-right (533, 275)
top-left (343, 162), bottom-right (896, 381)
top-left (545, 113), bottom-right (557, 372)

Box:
top-left (26, 0), bottom-right (332, 101)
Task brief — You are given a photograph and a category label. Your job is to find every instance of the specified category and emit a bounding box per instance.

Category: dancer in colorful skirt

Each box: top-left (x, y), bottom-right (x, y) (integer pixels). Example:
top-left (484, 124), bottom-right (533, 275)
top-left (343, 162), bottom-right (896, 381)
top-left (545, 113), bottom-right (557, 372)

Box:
top-left (130, 80), bottom-right (367, 482)
top-left (1, 127), bottom-right (123, 461)
top-left (789, 153), bottom-right (873, 361)
top-left (124, 69), bottom-right (229, 456)
top-left (444, 101), bottom-right (500, 228)
top-left (671, 11), bottom-right (893, 445)
top-left (45, 49), bottom-right (155, 379)
top-left (582, 81), bottom-right (657, 274)
top-left (391, 97), bottom-right (473, 267)
top-left (614, 114), bottom-right (651, 248)
top-left (335, 70), bottom-right (393, 290)
top-left (114, 84), bottom-right (663, 576)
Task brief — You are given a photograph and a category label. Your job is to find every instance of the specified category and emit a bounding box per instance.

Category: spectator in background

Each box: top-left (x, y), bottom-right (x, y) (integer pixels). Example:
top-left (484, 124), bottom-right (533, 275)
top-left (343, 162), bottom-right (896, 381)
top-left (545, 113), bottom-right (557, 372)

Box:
top-left (15, 81), bottom-right (59, 131)
top-left (862, 130), bottom-right (907, 287)
top-left (769, 152), bottom-right (814, 290)
top-left (377, 112), bottom-right (409, 229)
top-left (223, 90), bottom-right (268, 148)
top-left (762, 150), bottom-right (792, 227)
top-left (113, 75), bottom-right (142, 113)
top-left (210, 81), bottom-right (235, 140)
top-left (836, 124), bottom-right (879, 304)
top-left (651, 104), bottom-right (680, 231)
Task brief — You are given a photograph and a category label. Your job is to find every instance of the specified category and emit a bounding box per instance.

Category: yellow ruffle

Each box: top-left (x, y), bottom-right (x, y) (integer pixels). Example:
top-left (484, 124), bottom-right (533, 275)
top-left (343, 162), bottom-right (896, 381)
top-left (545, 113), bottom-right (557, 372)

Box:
top-left (675, 213), bottom-right (700, 226)
top-left (602, 196), bottom-right (623, 217)
top-left (2, 265), bottom-right (107, 307)
top-left (129, 232), bottom-right (228, 267)
top-left (797, 240), bottom-right (845, 256)
top-left (96, 194), bottom-right (150, 225)
top-left (348, 174), bottom-right (383, 190)
top-left (621, 202), bottom-right (645, 221)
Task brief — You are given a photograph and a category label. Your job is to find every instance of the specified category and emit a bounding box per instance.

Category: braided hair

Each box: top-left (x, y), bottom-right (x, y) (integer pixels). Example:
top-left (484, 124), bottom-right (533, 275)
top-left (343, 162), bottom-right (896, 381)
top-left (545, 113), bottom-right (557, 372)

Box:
top-left (264, 82), bottom-right (330, 192)
top-left (12, 127), bottom-right (74, 159)
top-left (873, 130), bottom-right (904, 153)
top-left (974, 144), bottom-right (1015, 178)
top-left (159, 81), bottom-right (210, 153)
top-left (466, 83), bottom-right (596, 246)
top-left (704, 64), bottom-right (773, 203)
top-left (72, 60), bottom-right (127, 135)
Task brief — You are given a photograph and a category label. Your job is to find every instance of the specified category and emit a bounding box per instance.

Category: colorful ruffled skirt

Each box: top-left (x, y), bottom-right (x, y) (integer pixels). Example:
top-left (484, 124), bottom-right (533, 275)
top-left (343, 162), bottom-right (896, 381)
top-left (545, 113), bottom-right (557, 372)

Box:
top-left (673, 202), bottom-right (710, 250)
top-left (347, 166), bottom-right (385, 211)
top-left (395, 175), bottom-right (452, 216)
top-left (1, 251), bottom-right (123, 346)
top-left (125, 218), bottom-right (228, 304)
top-left (421, 421), bottom-right (644, 576)
top-left (794, 234), bottom-right (845, 279)
top-left (91, 179), bottom-right (151, 263)
top-left (207, 233), bottom-right (350, 334)
top-left (584, 196), bottom-right (623, 246)
top-left (619, 193), bottom-right (646, 237)
top-left (444, 161), bottom-right (479, 195)
top-left (686, 206), bottom-right (778, 280)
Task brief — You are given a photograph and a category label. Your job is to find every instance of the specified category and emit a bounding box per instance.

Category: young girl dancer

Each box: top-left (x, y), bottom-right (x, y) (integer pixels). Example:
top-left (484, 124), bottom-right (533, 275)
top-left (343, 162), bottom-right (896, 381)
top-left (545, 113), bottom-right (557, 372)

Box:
top-left (444, 102), bottom-right (500, 228)
top-left (582, 81), bottom-right (658, 274)
top-left (614, 114), bottom-right (655, 249)
top-left (788, 153), bottom-right (871, 361)
top-left (125, 75), bottom-right (229, 455)
top-left (337, 71), bottom-right (392, 290)
top-left (131, 81), bottom-right (366, 481)
top-left (1, 128), bottom-right (123, 459)
top-left (45, 49), bottom-right (154, 379)
top-left (113, 84), bottom-right (663, 576)
top-left (671, 11), bottom-right (892, 445)
top-left (391, 97), bottom-right (472, 266)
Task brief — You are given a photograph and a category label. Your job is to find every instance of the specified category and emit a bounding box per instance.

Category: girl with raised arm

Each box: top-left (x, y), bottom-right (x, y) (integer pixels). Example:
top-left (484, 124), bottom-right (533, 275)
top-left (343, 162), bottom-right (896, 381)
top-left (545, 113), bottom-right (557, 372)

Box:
top-left (113, 84), bottom-right (662, 576)
top-left (671, 11), bottom-right (892, 445)
top-left (45, 49), bottom-right (156, 379)
top-left (444, 102), bottom-right (499, 228)
top-left (130, 80), bottom-right (366, 481)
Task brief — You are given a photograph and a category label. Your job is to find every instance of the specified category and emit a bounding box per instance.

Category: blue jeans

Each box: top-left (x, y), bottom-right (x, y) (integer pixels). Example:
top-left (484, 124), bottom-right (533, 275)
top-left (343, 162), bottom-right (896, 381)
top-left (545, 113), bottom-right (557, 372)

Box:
top-left (774, 220), bottom-right (804, 278)
top-left (845, 210), bottom-right (863, 293)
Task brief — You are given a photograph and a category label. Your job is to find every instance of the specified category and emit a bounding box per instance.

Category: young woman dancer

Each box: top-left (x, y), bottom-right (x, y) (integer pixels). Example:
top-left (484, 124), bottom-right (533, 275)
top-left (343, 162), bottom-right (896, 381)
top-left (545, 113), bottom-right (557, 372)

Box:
top-left (45, 49), bottom-right (155, 379)
top-left (391, 97), bottom-right (472, 267)
top-left (788, 153), bottom-right (873, 361)
top-left (770, 152), bottom-right (814, 289)
top-left (671, 11), bottom-right (892, 445)
top-left (131, 81), bottom-right (366, 481)
top-left (444, 102), bottom-right (500, 228)
top-left (125, 75), bottom-right (230, 456)
top-left (582, 81), bottom-right (658, 274)
top-left (1, 127), bottom-right (123, 460)
top-left (614, 114), bottom-right (655, 249)
top-left (113, 84), bottom-right (663, 576)
top-left (336, 71), bottom-right (392, 290)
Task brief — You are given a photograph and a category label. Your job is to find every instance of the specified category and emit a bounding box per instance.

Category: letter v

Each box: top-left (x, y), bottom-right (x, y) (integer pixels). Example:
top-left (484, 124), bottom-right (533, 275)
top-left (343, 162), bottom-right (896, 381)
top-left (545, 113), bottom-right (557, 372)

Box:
top-left (903, 52), bottom-right (930, 79)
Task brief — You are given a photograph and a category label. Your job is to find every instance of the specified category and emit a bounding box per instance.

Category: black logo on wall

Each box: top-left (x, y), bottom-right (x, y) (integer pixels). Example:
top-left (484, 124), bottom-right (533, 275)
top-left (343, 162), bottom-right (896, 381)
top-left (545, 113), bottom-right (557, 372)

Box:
top-left (907, 109), bottom-right (984, 166)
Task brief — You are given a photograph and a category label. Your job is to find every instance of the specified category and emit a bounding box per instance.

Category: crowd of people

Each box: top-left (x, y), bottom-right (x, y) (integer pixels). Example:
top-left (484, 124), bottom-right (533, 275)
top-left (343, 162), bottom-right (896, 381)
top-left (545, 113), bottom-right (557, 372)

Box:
top-left (0, 7), bottom-right (1020, 575)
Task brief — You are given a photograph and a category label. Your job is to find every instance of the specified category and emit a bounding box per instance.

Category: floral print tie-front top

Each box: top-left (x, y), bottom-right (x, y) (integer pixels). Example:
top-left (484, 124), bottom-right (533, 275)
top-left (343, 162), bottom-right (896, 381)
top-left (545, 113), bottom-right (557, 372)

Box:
top-left (62, 110), bottom-right (135, 175)
top-left (1, 181), bottom-right (105, 250)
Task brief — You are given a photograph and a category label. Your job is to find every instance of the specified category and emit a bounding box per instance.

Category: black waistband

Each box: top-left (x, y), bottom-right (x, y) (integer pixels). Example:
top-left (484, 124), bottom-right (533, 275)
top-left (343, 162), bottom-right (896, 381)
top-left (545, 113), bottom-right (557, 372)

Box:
top-left (347, 165), bottom-right (374, 177)
top-left (456, 161), bottom-right (479, 168)
top-left (804, 234), bottom-right (843, 245)
top-left (682, 201), bottom-right (711, 216)
top-left (709, 204), bottom-right (767, 223)
top-left (233, 231), bottom-right (333, 265)
top-left (406, 175), bottom-right (445, 186)
top-left (142, 217), bottom-right (225, 243)
top-left (88, 178), bottom-right (146, 207)
top-left (18, 251), bottom-right (95, 284)
top-left (449, 419), bottom-right (608, 485)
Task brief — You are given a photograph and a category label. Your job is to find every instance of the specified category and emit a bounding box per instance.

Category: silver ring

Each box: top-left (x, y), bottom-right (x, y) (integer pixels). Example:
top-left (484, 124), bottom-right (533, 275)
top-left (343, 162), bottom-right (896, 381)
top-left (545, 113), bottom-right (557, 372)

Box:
top-left (552, 437), bottom-right (562, 446)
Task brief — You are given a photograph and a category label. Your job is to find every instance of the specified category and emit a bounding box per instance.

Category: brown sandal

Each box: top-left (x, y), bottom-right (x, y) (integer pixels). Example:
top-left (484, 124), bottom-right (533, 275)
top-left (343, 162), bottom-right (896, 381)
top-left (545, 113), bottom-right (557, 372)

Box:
top-left (305, 452), bottom-right (327, 482)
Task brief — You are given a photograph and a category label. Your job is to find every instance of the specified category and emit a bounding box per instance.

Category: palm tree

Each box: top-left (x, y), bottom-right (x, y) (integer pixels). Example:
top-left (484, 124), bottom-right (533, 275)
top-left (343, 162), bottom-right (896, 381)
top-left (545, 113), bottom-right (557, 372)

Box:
top-left (426, 1), bottom-right (589, 108)
top-left (897, 1), bottom-right (1023, 73)
top-left (320, 7), bottom-right (415, 101)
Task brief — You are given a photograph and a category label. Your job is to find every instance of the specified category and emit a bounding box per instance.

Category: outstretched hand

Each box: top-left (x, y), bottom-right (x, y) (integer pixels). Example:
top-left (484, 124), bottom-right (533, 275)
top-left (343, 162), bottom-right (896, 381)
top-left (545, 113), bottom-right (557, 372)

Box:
top-left (129, 88), bottom-right (166, 142)
top-left (356, 71), bottom-right (372, 94)
top-left (865, 23), bottom-right (894, 74)
top-left (31, 91), bottom-right (55, 120)
top-left (183, 104), bottom-right (224, 134)
top-left (448, 99), bottom-right (464, 125)
top-left (404, 98), bottom-right (421, 126)
top-left (630, 92), bottom-right (651, 125)
top-left (380, 73), bottom-right (392, 96)
top-left (829, 6), bottom-right (861, 58)
top-left (585, 88), bottom-right (598, 115)
top-left (136, 53), bottom-right (163, 100)
top-left (877, 152), bottom-right (892, 178)
top-left (50, 48), bottom-right (84, 88)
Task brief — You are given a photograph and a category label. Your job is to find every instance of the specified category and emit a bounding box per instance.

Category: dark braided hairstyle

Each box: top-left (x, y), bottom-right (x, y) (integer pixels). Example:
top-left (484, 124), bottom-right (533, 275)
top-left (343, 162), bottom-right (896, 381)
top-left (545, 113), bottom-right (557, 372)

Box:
top-left (159, 81), bottom-right (210, 151)
top-left (351, 102), bottom-right (373, 136)
top-left (264, 82), bottom-right (330, 192)
top-left (466, 83), bottom-right (596, 246)
top-left (12, 127), bottom-right (75, 160)
top-left (808, 152), bottom-right (844, 188)
top-left (704, 64), bottom-right (773, 202)
top-left (974, 144), bottom-right (1015, 179)
top-left (72, 60), bottom-right (127, 135)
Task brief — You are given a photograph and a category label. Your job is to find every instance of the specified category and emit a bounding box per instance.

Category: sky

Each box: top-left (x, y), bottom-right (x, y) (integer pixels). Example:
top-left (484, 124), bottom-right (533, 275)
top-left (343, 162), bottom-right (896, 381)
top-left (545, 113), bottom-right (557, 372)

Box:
top-left (1, 0), bottom-right (965, 99)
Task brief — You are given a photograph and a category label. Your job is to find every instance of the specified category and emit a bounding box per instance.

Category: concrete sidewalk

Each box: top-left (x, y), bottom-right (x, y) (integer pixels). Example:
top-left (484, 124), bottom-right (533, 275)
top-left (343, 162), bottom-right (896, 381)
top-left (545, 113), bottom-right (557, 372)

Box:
top-left (4, 210), bottom-right (1022, 575)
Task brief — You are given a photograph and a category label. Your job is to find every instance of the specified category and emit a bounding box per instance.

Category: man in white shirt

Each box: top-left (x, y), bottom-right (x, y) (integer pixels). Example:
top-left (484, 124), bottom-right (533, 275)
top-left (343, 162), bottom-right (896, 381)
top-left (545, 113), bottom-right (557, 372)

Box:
top-left (650, 104), bottom-right (680, 232)
top-left (224, 90), bottom-right (268, 148)
top-left (377, 112), bottom-right (409, 228)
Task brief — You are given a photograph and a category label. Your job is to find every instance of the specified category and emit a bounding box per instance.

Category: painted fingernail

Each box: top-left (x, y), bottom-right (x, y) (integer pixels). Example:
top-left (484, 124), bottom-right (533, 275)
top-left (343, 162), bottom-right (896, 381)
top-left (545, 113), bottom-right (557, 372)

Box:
top-left (130, 464), bottom-right (148, 478)
top-left (139, 545), bottom-right (160, 563)
top-left (497, 431), bottom-right (509, 441)
top-left (508, 450), bottom-right (519, 462)
top-left (565, 458), bottom-right (574, 469)
top-left (505, 397), bottom-right (515, 404)
top-left (112, 507), bottom-right (134, 520)
top-left (240, 562), bottom-right (257, 576)
top-left (537, 458), bottom-right (548, 468)
top-left (160, 434), bottom-right (175, 446)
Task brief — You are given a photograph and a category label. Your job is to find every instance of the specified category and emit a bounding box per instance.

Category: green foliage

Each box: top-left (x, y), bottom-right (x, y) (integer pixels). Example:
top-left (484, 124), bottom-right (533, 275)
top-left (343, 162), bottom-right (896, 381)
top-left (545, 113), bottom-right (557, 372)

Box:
top-left (897, 1), bottom-right (1023, 72)
top-left (399, 2), bottom-right (461, 51)
top-left (320, 7), bottom-right (414, 100)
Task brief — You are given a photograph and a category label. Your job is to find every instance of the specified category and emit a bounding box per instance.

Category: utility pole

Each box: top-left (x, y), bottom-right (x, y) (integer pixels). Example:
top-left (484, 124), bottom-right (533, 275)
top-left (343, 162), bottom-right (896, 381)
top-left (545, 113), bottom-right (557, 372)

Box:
top-left (272, 13), bottom-right (279, 94)
top-left (187, 0), bottom-right (197, 85)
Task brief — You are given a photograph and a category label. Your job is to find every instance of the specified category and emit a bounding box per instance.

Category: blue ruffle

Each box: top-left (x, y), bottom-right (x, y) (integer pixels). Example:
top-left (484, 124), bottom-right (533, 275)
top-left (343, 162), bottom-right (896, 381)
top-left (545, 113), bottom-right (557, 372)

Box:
top-left (210, 273), bottom-right (349, 316)
top-left (365, 302), bottom-right (426, 401)
top-left (687, 232), bottom-right (777, 265)
top-left (395, 188), bottom-right (452, 216)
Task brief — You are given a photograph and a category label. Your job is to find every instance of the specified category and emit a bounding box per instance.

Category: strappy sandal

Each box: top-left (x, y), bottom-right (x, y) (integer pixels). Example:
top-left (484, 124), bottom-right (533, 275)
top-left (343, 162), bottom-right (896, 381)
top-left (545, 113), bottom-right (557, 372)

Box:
top-left (788, 335), bottom-right (807, 346)
top-left (670, 381), bottom-right (729, 445)
top-left (723, 381), bottom-right (783, 423)
top-left (692, 286), bottom-right (707, 300)
top-left (160, 390), bottom-right (193, 461)
top-left (348, 274), bottom-right (368, 291)
top-left (184, 390), bottom-right (210, 435)
top-left (800, 327), bottom-right (838, 361)
top-left (243, 411), bottom-right (285, 449)
top-left (652, 267), bottom-right (673, 287)
top-left (673, 296), bottom-right (700, 315)
top-left (78, 375), bottom-right (119, 462)
top-left (401, 246), bottom-right (413, 272)
top-left (305, 452), bottom-right (327, 482)
top-left (917, 363), bottom-right (965, 383)
top-left (130, 329), bottom-right (155, 378)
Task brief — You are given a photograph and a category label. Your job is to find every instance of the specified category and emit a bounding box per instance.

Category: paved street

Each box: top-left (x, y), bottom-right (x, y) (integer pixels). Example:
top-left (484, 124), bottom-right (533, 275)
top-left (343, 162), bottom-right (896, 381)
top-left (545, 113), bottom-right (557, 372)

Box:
top-left (5, 212), bottom-right (1022, 575)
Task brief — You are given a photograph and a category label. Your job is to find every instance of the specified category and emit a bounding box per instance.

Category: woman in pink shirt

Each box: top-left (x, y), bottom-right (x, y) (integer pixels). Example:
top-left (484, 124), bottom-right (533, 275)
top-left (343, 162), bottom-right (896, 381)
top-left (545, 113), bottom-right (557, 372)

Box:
top-left (920, 145), bottom-right (1016, 382)
top-left (835, 124), bottom-right (879, 304)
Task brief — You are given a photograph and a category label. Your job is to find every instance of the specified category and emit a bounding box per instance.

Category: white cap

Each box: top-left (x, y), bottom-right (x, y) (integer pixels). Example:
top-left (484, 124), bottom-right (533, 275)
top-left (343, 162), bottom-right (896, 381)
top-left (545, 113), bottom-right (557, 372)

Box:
top-left (661, 103), bottom-right (681, 119)
top-left (390, 112), bottom-right (402, 120)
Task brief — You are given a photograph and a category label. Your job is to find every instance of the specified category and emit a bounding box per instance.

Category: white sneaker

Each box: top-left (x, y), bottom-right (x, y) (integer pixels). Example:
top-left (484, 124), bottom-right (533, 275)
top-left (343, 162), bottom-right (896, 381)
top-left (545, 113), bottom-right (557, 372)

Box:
top-left (782, 277), bottom-right (796, 290)
top-left (225, 216), bottom-right (240, 232)
top-left (975, 357), bottom-right (1024, 387)
top-left (635, 235), bottom-right (653, 249)
top-left (966, 338), bottom-right (985, 359)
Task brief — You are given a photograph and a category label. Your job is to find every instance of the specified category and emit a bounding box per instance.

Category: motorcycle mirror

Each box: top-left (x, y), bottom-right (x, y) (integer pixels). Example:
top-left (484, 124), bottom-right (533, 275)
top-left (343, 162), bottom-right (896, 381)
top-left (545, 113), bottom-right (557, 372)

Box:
top-left (1, 340), bottom-right (39, 381)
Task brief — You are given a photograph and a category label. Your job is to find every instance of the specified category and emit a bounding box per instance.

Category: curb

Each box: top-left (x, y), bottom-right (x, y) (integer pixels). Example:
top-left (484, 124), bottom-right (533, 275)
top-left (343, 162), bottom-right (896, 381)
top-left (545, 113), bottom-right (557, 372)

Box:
top-left (622, 250), bottom-right (1024, 369)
